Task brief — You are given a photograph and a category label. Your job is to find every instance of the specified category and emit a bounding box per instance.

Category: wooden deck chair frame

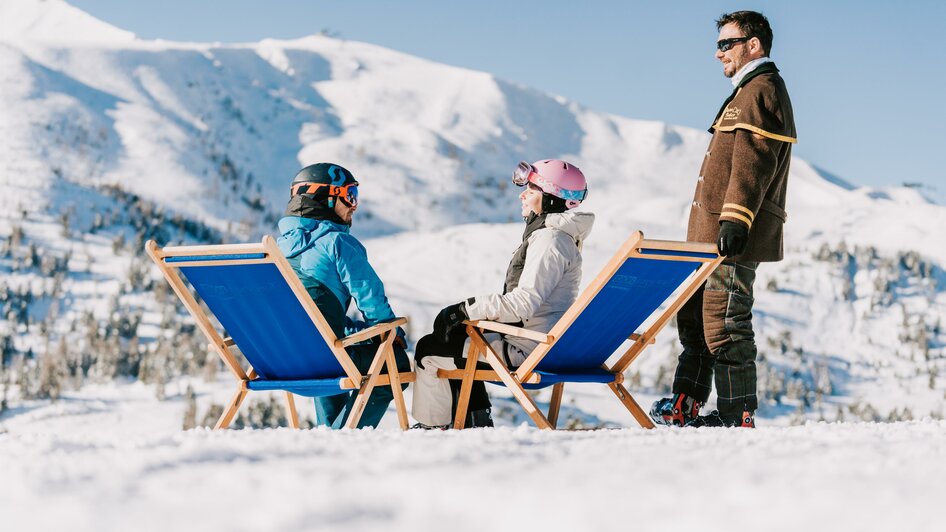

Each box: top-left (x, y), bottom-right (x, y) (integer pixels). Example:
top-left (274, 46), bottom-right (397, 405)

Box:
top-left (146, 236), bottom-right (415, 430)
top-left (438, 231), bottom-right (723, 430)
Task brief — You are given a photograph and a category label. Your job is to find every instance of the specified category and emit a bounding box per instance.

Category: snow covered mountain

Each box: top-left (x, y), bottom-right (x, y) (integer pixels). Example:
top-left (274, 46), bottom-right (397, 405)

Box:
top-left (1, 0), bottom-right (943, 424)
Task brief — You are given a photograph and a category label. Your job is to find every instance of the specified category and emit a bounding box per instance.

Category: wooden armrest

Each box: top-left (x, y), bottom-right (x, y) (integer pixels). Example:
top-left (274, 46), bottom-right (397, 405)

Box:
top-left (628, 333), bottom-right (655, 345)
top-left (436, 368), bottom-right (542, 384)
top-left (335, 317), bottom-right (408, 348)
top-left (464, 320), bottom-right (553, 344)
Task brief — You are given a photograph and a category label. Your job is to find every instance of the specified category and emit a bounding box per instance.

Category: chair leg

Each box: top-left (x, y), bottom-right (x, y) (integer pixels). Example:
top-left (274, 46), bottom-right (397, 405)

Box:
top-left (608, 382), bottom-right (655, 429)
top-left (472, 330), bottom-right (552, 430)
top-left (345, 334), bottom-right (391, 429)
top-left (215, 385), bottom-right (248, 430)
top-left (284, 392), bottom-right (299, 429)
top-left (453, 334), bottom-right (482, 430)
top-left (548, 383), bottom-right (564, 429)
top-left (384, 338), bottom-right (409, 431)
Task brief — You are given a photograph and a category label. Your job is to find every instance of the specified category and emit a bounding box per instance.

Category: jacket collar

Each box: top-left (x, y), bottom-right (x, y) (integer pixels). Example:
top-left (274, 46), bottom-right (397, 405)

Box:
top-left (709, 62), bottom-right (780, 133)
top-left (731, 57), bottom-right (773, 87)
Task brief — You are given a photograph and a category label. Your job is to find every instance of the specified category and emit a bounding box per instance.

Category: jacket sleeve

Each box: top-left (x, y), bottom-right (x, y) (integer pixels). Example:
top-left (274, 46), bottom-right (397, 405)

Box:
top-left (465, 230), bottom-right (569, 323)
top-left (333, 234), bottom-right (398, 327)
top-left (719, 128), bottom-right (782, 230)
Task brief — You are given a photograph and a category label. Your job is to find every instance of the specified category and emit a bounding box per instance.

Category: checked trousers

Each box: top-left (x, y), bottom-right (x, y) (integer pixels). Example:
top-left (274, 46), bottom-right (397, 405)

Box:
top-left (672, 260), bottom-right (760, 416)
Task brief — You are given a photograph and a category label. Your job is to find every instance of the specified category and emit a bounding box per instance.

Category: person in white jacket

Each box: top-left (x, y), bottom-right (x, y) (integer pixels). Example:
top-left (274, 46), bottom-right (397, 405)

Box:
top-left (411, 159), bottom-right (595, 428)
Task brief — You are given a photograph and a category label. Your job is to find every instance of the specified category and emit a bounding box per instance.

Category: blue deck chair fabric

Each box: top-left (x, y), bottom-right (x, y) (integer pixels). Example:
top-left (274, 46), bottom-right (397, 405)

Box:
top-left (172, 253), bottom-right (348, 396)
top-left (536, 251), bottom-right (711, 373)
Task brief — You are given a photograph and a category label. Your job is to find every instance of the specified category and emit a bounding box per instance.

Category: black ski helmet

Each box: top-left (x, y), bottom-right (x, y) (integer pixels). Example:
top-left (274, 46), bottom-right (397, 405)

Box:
top-left (290, 163), bottom-right (359, 208)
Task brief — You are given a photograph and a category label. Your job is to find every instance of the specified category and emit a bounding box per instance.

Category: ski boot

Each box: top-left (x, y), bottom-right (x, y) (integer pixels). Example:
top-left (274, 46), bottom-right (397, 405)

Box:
top-left (465, 408), bottom-right (494, 428)
top-left (685, 410), bottom-right (755, 428)
top-left (650, 393), bottom-right (702, 426)
top-left (410, 422), bottom-right (450, 430)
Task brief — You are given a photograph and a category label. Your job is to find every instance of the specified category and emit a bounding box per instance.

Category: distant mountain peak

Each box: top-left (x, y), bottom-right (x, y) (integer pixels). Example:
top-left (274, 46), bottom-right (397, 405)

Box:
top-left (0, 0), bottom-right (136, 44)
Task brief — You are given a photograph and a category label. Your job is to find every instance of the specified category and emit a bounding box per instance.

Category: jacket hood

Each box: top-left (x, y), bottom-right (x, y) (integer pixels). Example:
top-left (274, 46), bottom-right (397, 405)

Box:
top-left (545, 211), bottom-right (594, 243)
top-left (276, 216), bottom-right (349, 258)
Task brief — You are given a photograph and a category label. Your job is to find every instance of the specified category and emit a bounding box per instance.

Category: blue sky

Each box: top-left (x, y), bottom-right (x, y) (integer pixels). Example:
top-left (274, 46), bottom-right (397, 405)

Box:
top-left (70, 0), bottom-right (946, 200)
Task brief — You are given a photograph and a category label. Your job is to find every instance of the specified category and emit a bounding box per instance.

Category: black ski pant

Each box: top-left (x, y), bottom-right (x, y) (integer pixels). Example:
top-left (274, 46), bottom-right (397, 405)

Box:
top-left (672, 260), bottom-right (759, 416)
top-left (414, 332), bottom-right (493, 417)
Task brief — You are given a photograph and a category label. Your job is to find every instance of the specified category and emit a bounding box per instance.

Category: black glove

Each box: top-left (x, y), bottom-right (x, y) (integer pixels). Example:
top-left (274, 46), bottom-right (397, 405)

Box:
top-left (392, 326), bottom-right (408, 350)
top-left (717, 221), bottom-right (749, 257)
top-left (393, 335), bottom-right (407, 350)
top-left (433, 302), bottom-right (468, 344)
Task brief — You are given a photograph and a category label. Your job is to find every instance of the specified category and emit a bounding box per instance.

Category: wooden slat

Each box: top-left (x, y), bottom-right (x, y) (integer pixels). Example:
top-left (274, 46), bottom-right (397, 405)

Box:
top-left (470, 329), bottom-right (552, 430)
top-left (465, 320), bottom-right (552, 344)
top-left (338, 372), bottom-right (416, 389)
top-left (284, 392), bottom-right (299, 429)
top-left (628, 252), bottom-right (710, 263)
top-left (435, 369), bottom-right (542, 384)
top-left (548, 383), bottom-right (564, 429)
top-left (383, 332), bottom-right (410, 431)
top-left (453, 329), bottom-right (482, 430)
top-left (344, 334), bottom-right (394, 429)
top-left (215, 385), bottom-right (248, 430)
top-left (636, 238), bottom-right (718, 254)
top-left (335, 318), bottom-right (408, 348)
top-left (167, 258), bottom-right (274, 267)
top-left (608, 382), bottom-right (655, 429)
top-left (158, 242), bottom-right (267, 258)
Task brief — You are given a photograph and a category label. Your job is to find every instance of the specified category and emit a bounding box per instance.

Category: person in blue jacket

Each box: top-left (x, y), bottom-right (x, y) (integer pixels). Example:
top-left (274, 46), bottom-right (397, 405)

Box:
top-left (276, 162), bottom-right (409, 429)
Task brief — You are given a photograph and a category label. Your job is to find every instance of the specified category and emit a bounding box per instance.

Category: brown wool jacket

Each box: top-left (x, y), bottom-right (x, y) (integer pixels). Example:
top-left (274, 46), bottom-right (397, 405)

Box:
top-left (688, 62), bottom-right (796, 262)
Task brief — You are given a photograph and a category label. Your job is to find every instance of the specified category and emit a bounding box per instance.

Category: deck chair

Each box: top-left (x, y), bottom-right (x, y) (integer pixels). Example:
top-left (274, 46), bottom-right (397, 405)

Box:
top-left (145, 236), bottom-right (414, 430)
top-left (438, 231), bottom-right (723, 430)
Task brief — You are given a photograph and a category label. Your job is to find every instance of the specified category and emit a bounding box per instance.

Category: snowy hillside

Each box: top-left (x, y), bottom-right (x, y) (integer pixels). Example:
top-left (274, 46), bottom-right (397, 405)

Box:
top-left (3, 382), bottom-right (945, 532)
top-left (0, 0), bottom-right (944, 431)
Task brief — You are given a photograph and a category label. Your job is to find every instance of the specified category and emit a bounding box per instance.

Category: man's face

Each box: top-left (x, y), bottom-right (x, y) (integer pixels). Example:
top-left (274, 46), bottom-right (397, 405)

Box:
top-left (715, 22), bottom-right (754, 78)
top-left (334, 198), bottom-right (356, 224)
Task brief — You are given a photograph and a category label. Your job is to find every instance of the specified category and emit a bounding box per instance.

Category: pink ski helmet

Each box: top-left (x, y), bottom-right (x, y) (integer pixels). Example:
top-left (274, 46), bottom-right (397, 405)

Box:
top-left (512, 159), bottom-right (588, 209)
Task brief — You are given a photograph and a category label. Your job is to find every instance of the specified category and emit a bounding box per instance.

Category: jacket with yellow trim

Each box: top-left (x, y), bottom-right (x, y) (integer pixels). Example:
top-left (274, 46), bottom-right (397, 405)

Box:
top-left (687, 62), bottom-right (796, 262)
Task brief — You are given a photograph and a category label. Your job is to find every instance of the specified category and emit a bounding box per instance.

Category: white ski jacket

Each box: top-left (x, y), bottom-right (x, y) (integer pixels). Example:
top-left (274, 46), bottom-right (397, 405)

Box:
top-left (465, 211), bottom-right (595, 356)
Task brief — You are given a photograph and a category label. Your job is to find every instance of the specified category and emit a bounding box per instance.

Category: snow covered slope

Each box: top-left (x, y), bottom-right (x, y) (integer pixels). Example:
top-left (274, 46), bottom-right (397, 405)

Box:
top-left (0, 0), bottom-right (943, 426)
top-left (0, 0), bottom-right (136, 44)
top-left (1, 383), bottom-right (945, 532)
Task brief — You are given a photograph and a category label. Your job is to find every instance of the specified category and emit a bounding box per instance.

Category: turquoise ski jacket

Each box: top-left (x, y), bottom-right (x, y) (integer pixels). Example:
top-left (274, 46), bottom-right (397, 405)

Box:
top-left (276, 216), bottom-right (399, 336)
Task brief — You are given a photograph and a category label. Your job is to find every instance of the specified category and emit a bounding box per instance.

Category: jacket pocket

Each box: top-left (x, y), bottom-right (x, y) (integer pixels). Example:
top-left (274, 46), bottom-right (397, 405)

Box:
top-left (759, 198), bottom-right (787, 222)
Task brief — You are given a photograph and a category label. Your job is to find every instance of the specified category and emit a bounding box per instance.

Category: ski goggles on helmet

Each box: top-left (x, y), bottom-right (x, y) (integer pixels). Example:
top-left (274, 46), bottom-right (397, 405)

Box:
top-left (511, 161), bottom-right (587, 202)
top-left (291, 181), bottom-right (359, 207)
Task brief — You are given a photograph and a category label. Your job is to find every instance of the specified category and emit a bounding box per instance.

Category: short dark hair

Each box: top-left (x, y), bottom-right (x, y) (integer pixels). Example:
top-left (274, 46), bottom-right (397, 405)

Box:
top-left (716, 10), bottom-right (773, 55)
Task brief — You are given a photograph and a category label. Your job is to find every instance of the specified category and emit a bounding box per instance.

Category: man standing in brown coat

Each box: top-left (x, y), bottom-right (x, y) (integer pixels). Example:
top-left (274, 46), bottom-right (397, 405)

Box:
top-left (651, 10), bottom-right (796, 427)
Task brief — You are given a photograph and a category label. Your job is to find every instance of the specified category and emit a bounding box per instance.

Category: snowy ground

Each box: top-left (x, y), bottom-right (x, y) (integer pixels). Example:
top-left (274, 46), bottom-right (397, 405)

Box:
top-left (2, 382), bottom-right (945, 532)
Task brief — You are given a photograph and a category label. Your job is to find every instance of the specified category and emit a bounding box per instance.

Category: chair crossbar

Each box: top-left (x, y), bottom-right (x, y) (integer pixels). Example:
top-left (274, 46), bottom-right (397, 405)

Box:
top-left (165, 253), bottom-right (267, 263)
top-left (637, 248), bottom-right (718, 259)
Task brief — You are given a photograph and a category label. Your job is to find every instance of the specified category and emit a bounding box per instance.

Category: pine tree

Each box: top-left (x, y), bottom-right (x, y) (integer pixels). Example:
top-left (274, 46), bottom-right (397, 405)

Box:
top-left (182, 385), bottom-right (197, 430)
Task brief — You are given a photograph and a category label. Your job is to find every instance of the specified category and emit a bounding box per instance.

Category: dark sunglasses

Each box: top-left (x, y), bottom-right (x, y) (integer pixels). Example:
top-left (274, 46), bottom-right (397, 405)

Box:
top-left (717, 36), bottom-right (751, 52)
